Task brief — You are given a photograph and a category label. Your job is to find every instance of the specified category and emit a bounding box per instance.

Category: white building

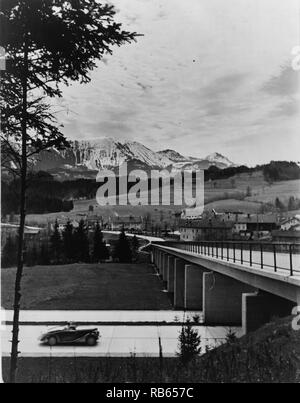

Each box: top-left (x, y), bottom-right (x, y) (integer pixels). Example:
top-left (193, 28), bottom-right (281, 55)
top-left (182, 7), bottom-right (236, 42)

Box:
top-left (280, 216), bottom-right (300, 231)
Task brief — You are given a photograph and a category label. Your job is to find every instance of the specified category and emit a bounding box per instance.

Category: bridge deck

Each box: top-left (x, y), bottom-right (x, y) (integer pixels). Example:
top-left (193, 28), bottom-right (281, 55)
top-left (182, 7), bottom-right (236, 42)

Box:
top-left (204, 246), bottom-right (300, 274)
top-left (153, 244), bottom-right (300, 290)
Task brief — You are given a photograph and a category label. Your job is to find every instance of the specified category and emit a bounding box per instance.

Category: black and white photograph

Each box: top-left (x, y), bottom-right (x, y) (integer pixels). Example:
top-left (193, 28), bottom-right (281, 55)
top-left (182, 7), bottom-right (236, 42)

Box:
top-left (0, 0), bottom-right (300, 386)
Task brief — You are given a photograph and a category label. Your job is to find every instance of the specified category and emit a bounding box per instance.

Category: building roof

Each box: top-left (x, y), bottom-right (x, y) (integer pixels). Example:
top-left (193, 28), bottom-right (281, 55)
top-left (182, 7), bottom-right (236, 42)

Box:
top-left (280, 216), bottom-right (300, 225)
top-left (234, 216), bottom-right (279, 224)
top-left (272, 230), bottom-right (300, 239)
top-left (290, 223), bottom-right (300, 231)
top-left (179, 219), bottom-right (234, 229)
top-left (110, 216), bottom-right (143, 224)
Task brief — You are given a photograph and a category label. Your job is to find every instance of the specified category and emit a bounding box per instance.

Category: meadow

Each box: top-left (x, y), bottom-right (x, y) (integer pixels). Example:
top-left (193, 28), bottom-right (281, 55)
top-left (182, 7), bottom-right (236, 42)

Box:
top-left (1, 263), bottom-right (172, 310)
top-left (24, 171), bottom-right (300, 227)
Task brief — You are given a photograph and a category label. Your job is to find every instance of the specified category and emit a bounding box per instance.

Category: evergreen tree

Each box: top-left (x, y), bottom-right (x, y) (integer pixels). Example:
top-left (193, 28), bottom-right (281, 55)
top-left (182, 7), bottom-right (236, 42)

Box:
top-left (275, 197), bottom-right (286, 212)
top-left (177, 318), bottom-right (201, 365)
top-left (50, 220), bottom-right (62, 264)
top-left (74, 219), bottom-right (90, 263)
top-left (26, 244), bottom-right (38, 267)
top-left (115, 228), bottom-right (132, 263)
top-left (288, 196), bottom-right (296, 211)
top-left (38, 243), bottom-right (50, 266)
top-left (225, 328), bottom-right (237, 344)
top-left (62, 220), bottom-right (74, 263)
top-left (92, 222), bottom-right (109, 263)
top-left (131, 235), bottom-right (139, 262)
top-left (1, 0), bottom-right (138, 382)
top-left (1, 236), bottom-right (17, 268)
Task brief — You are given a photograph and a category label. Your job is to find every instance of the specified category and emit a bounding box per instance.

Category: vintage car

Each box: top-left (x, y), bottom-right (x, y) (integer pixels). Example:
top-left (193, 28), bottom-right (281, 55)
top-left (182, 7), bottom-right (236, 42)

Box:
top-left (39, 323), bottom-right (100, 346)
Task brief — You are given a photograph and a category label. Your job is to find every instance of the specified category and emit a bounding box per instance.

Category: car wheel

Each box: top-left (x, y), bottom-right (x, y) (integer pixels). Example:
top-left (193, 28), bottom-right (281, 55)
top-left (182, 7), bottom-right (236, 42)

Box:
top-left (86, 335), bottom-right (97, 346)
top-left (48, 336), bottom-right (57, 346)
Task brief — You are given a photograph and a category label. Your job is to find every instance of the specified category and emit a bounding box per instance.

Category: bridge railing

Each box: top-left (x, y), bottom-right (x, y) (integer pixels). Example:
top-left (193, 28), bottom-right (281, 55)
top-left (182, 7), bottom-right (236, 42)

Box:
top-left (152, 240), bottom-right (300, 276)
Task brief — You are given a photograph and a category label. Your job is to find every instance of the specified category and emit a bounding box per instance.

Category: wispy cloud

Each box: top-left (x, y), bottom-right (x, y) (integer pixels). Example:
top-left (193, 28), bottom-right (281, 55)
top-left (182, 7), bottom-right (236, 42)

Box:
top-left (262, 65), bottom-right (299, 96)
top-left (55, 0), bottom-right (300, 165)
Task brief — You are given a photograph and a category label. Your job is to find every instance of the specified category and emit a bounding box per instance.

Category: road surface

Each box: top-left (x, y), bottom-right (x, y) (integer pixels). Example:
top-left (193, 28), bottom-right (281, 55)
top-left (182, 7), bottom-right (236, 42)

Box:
top-left (1, 324), bottom-right (242, 357)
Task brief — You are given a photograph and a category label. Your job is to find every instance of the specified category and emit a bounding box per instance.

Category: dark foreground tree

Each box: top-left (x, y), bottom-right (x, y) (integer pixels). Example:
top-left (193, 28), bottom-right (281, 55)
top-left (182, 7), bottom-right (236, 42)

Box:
top-left (73, 220), bottom-right (90, 263)
top-left (115, 229), bottom-right (132, 263)
top-left (26, 244), bottom-right (38, 267)
top-left (62, 220), bottom-right (74, 263)
top-left (92, 222), bottom-right (109, 263)
top-left (50, 220), bottom-right (62, 264)
top-left (38, 243), bottom-right (50, 266)
top-left (0, 0), bottom-right (138, 382)
top-left (177, 318), bottom-right (201, 365)
top-left (1, 236), bottom-right (17, 268)
top-left (131, 235), bottom-right (139, 262)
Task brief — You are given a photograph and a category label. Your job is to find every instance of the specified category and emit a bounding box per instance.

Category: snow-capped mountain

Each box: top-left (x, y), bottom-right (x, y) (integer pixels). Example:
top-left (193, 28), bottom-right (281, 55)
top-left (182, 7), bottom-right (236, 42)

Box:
top-left (157, 149), bottom-right (188, 162)
top-left (205, 152), bottom-right (236, 168)
top-left (71, 138), bottom-right (173, 170)
top-left (33, 138), bottom-right (236, 178)
top-left (157, 149), bottom-right (235, 170)
top-left (34, 138), bottom-right (173, 174)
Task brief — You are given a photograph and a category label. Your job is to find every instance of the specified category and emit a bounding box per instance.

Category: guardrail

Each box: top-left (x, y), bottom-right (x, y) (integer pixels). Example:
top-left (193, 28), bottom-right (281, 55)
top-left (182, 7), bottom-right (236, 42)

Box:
top-left (152, 241), bottom-right (300, 276)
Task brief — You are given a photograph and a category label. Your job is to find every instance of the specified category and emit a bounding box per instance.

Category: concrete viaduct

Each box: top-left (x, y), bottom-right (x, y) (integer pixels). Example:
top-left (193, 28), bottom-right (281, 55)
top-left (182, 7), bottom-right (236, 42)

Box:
top-left (151, 242), bottom-right (300, 334)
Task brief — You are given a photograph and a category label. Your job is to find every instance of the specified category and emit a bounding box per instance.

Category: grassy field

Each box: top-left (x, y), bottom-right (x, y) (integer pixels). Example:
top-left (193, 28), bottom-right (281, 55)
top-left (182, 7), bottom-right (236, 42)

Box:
top-left (1, 263), bottom-right (172, 310)
top-left (204, 199), bottom-right (262, 213)
top-left (2, 316), bottom-right (299, 383)
top-left (24, 172), bottom-right (300, 226)
top-left (246, 178), bottom-right (300, 204)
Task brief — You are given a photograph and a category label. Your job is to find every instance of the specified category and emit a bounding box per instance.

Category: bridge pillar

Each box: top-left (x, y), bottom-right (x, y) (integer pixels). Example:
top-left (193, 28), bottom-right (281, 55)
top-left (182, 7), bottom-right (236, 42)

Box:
top-left (153, 249), bottom-right (156, 265)
top-left (203, 272), bottom-right (255, 325)
top-left (158, 251), bottom-right (163, 275)
top-left (155, 249), bottom-right (161, 272)
top-left (184, 264), bottom-right (206, 310)
top-left (163, 254), bottom-right (169, 285)
top-left (167, 256), bottom-right (175, 293)
top-left (150, 251), bottom-right (154, 264)
top-left (174, 258), bottom-right (185, 309)
top-left (242, 291), bottom-right (294, 334)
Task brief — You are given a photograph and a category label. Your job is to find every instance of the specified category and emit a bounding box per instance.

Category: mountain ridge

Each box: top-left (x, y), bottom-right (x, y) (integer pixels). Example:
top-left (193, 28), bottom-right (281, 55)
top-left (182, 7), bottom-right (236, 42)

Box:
top-left (33, 138), bottom-right (237, 179)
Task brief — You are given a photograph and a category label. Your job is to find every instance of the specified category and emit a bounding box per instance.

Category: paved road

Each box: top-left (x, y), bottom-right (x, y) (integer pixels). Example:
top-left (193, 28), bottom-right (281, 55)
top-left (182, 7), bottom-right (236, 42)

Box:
top-left (103, 231), bottom-right (165, 243)
top-left (1, 324), bottom-right (242, 357)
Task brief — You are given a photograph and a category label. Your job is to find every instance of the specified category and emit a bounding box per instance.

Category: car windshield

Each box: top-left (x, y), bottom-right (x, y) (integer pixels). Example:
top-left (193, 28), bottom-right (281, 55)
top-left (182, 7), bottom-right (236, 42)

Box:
top-left (65, 323), bottom-right (77, 330)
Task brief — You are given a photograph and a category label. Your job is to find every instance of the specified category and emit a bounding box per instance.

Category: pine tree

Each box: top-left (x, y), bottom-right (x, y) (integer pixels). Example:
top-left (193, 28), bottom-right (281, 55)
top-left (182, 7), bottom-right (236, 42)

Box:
top-left (131, 235), bottom-right (139, 262)
top-left (38, 243), bottom-right (50, 266)
top-left (115, 228), bottom-right (132, 263)
top-left (50, 220), bottom-right (62, 264)
top-left (26, 244), bottom-right (38, 267)
top-left (1, 236), bottom-right (17, 268)
top-left (275, 197), bottom-right (286, 212)
top-left (92, 222), bottom-right (109, 263)
top-left (177, 318), bottom-right (201, 365)
top-left (288, 196), bottom-right (296, 211)
top-left (62, 220), bottom-right (74, 263)
top-left (74, 219), bottom-right (90, 263)
top-left (1, 0), bottom-right (138, 382)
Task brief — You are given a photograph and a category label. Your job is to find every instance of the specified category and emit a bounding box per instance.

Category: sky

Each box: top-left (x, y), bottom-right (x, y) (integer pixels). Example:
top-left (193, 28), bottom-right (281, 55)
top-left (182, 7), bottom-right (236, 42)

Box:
top-left (55, 0), bottom-right (300, 166)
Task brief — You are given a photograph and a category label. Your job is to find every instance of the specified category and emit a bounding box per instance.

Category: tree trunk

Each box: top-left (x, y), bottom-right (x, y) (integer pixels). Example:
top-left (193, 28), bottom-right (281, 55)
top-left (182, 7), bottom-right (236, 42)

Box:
top-left (9, 34), bottom-right (28, 384)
